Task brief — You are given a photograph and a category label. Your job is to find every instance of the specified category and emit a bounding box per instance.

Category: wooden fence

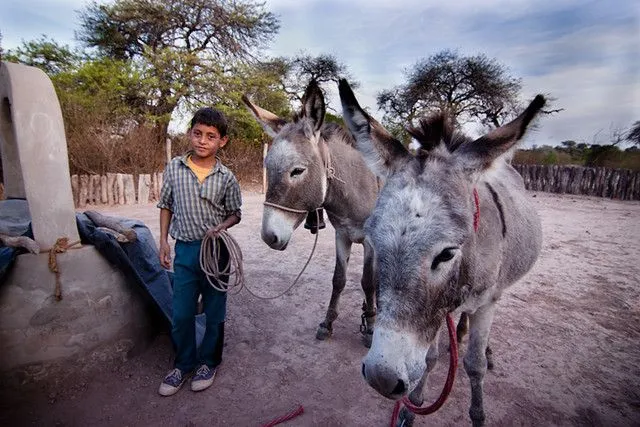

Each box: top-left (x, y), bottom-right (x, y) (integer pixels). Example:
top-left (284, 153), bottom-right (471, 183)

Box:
top-left (513, 164), bottom-right (640, 201)
top-left (67, 165), bottom-right (640, 207)
top-left (71, 172), bottom-right (163, 208)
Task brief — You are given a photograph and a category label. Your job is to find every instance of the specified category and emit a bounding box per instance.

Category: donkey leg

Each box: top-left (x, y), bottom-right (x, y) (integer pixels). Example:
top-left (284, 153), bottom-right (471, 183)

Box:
top-left (398, 329), bottom-right (442, 427)
top-left (456, 312), bottom-right (469, 343)
top-left (458, 312), bottom-right (493, 368)
top-left (316, 232), bottom-right (352, 340)
top-left (486, 341), bottom-right (494, 371)
top-left (359, 240), bottom-right (376, 348)
top-left (464, 303), bottom-right (497, 427)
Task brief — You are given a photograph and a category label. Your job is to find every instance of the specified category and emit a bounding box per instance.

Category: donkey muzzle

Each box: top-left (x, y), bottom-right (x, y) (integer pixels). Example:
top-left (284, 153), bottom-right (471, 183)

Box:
top-left (361, 325), bottom-right (426, 399)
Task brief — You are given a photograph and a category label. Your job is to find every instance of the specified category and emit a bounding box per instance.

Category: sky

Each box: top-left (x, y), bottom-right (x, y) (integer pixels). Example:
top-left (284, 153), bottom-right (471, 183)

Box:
top-left (1, 0), bottom-right (638, 147)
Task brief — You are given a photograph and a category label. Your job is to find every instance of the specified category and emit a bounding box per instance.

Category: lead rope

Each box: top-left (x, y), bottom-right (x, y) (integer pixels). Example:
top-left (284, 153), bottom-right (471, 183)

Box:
top-left (199, 205), bottom-right (321, 300)
top-left (198, 205), bottom-right (314, 427)
top-left (390, 187), bottom-right (480, 426)
top-left (390, 314), bottom-right (458, 426)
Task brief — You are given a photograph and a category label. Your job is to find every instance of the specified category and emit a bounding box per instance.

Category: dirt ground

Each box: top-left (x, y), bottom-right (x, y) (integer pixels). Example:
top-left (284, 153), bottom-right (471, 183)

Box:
top-left (1, 190), bottom-right (639, 426)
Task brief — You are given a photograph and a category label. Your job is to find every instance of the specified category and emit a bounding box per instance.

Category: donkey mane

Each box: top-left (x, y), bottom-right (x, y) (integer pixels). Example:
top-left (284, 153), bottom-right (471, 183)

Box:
top-left (321, 122), bottom-right (358, 148)
top-left (407, 112), bottom-right (472, 155)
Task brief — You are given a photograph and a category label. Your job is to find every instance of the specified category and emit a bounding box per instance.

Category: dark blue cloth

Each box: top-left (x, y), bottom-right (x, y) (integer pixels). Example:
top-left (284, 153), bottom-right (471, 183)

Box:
top-left (0, 226), bottom-right (33, 281)
top-left (0, 211), bottom-right (206, 347)
top-left (0, 199), bottom-right (32, 282)
top-left (74, 213), bottom-right (206, 347)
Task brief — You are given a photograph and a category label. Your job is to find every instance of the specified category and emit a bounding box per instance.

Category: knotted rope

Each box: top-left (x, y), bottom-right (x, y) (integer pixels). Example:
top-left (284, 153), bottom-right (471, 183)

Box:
top-left (46, 237), bottom-right (82, 301)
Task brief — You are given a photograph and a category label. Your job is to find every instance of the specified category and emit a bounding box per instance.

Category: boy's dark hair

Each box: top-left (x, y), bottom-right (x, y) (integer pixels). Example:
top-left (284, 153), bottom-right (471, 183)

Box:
top-left (190, 107), bottom-right (228, 137)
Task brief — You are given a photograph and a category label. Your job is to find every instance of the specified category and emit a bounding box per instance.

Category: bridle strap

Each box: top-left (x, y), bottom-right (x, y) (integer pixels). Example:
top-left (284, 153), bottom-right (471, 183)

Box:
top-left (473, 187), bottom-right (480, 232)
top-left (262, 138), bottom-right (343, 217)
top-left (263, 201), bottom-right (308, 215)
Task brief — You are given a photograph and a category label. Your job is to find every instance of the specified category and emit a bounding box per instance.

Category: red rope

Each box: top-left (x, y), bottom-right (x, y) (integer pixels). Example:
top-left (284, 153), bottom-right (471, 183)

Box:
top-left (473, 187), bottom-right (480, 232)
top-left (261, 405), bottom-right (304, 427)
top-left (389, 313), bottom-right (458, 426)
top-left (389, 189), bottom-right (476, 425)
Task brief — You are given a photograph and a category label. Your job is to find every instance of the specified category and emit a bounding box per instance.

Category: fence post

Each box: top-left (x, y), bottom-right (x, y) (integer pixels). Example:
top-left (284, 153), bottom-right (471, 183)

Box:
top-left (166, 138), bottom-right (172, 165)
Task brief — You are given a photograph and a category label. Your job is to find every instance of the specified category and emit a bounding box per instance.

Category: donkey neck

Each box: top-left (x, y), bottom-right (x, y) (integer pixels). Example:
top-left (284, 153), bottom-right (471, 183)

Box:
top-left (319, 137), bottom-right (378, 223)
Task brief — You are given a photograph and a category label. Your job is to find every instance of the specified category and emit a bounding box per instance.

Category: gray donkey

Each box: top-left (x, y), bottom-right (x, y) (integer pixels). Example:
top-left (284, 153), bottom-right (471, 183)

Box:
top-left (339, 79), bottom-right (544, 426)
top-left (242, 81), bottom-right (379, 346)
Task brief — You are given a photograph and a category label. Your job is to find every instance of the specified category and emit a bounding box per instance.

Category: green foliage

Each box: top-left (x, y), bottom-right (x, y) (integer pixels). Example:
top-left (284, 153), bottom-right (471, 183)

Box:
top-left (324, 112), bottom-right (344, 126)
top-left (542, 150), bottom-right (558, 165)
top-left (4, 35), bottom-right (80, 75)
top-left (53, 58), bottom-right (143, 119)
top-left (515, 144), bottom-right (640, 171)
top-left (192, 61), bottom-right (291, 147)
top-left (76, 0), bottom-right (280, 144)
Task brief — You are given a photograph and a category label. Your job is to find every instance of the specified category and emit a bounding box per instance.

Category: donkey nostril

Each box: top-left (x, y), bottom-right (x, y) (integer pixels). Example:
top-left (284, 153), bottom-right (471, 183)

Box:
top-left (263, 233), bottom-right (277, 246)
top-left (392, 379), bottom-right (406, 395)
top-left (361, 363), bottom-right (366, 379)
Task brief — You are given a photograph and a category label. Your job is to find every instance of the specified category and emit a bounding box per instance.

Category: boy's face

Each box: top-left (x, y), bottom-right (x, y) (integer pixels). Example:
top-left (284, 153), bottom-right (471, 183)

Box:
top-left (189, 123), bottom-right (228, 160)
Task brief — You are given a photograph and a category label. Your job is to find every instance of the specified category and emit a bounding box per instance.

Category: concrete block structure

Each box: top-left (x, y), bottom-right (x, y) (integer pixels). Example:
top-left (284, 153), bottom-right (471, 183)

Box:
top-left (0, 61), bottom-right (152, 372)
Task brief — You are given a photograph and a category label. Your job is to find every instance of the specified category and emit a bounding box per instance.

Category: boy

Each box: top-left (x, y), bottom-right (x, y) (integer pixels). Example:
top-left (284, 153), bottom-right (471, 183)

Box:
top-left (157, 107), bottom-right (242, 396)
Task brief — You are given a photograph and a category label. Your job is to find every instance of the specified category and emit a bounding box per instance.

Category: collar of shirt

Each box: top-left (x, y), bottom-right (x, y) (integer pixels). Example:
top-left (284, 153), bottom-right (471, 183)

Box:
top-left (180, 151), bottom-right (228, 176)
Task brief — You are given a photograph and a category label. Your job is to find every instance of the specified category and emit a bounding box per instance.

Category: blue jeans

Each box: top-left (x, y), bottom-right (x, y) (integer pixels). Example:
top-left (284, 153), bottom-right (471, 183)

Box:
top-left (172, 239), bottom-right (228, 373)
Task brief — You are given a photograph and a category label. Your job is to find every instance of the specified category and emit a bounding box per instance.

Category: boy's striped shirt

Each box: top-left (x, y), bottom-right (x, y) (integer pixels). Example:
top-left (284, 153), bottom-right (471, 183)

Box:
top-left (157, 153), bottom-right (242, 241)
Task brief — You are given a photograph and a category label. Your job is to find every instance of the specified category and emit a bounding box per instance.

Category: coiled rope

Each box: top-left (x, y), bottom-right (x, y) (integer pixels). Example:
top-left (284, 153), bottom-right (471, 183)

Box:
top-left (199, 230), bottom-right (245, 294)
top-left (199, 207), bottom-right (320, 300)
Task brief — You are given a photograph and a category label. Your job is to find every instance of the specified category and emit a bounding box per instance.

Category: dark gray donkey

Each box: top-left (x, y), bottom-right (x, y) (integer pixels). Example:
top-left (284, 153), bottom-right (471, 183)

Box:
top-left (339, 79), bottom-right (544, 426)
top-left (242, 81), bottom-right (379, 346)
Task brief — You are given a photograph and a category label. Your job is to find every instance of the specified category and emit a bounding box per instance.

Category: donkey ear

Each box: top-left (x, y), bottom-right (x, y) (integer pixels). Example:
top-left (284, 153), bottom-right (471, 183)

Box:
top-left (457, 95), bottom-right (546, 170)
top-left (300, 80), bottom-right (325, 132)
top-left (242, 94), bottom-right (288, 139)
top-left (339, 79), bottom-right (411, 179)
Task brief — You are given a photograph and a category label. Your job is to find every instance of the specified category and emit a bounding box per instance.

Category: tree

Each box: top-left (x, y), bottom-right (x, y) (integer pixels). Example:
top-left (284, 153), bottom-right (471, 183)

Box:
top-left (377, 49), bottom-right (522, 134)
top-left (273, 52), bottom-right (359, 110)
top-left (626, 121), bottom-right (640, 147)
top-left (4, 35), bottom-right (80, 75)
top-left (206, 61), bottom-right (291, 145)
top-left (77, 0), bottom-right (280, 145)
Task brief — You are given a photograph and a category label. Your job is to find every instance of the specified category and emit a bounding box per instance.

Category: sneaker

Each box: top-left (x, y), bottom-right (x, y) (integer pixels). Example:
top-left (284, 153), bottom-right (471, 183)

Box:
top-left (158, 368), bottom-right (186, 396)
top-left (191, 364), bottom-right (217, 392)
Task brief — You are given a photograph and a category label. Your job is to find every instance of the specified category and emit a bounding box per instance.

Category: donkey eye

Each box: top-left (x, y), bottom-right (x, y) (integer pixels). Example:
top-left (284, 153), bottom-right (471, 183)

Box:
top-left (290, 168), bottom-right (306, 177)
top-left (431, 248), bottom-right (456, 270)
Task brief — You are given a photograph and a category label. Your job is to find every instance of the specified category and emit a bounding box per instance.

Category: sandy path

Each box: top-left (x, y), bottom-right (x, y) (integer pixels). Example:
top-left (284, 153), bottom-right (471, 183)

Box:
top-left (1, 190), bottom-right (639, 426)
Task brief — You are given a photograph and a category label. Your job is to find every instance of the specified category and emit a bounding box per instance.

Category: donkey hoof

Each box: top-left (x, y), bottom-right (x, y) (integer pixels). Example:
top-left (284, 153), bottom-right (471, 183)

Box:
top-left (398, 406), bottom-right (415, 427)
top-left (486, 346), bottom-right (495, 370)
top-left (316, 325), bottom-right (332, 340)
top-left (361, 331), bottom-right (373, 348)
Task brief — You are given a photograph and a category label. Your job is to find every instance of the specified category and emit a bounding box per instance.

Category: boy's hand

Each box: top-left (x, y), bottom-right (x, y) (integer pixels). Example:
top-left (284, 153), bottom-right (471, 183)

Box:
top-left (206, 224), bottom-right (226, 238)
top-left (159, 241), bottom-right (172, 269)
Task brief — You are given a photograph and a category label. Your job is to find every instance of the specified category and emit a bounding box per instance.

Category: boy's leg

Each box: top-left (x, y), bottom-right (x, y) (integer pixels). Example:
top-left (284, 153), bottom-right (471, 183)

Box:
top-left (171, 240), bottom-right (201, 373)
top-left (198, 238), bottom-right (229, 368)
